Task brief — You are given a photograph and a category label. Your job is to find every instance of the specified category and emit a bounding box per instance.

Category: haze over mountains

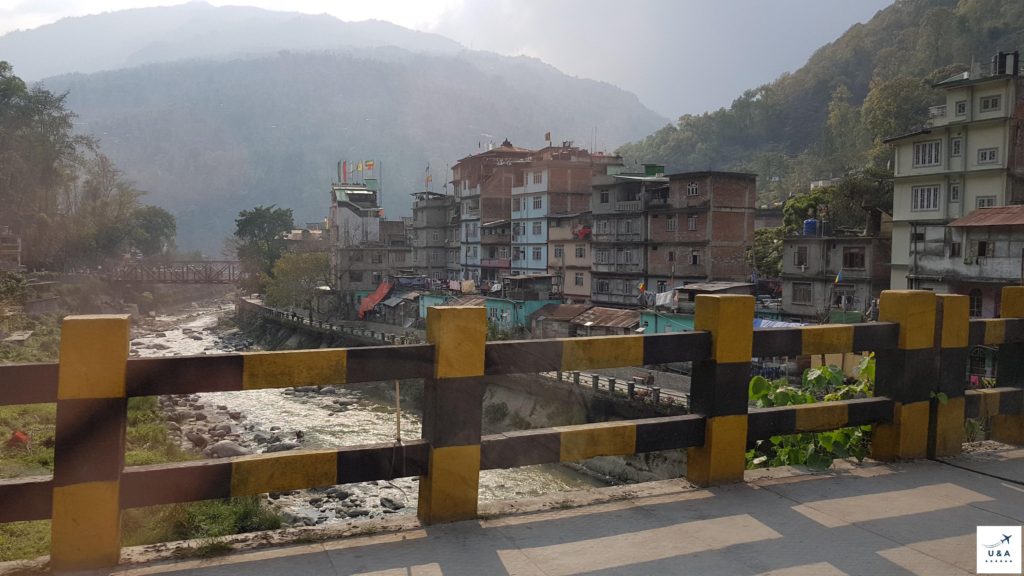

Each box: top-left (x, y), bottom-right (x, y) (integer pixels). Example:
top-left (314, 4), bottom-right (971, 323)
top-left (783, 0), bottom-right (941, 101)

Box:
top-left (2, 3), bottom-right (666, 252)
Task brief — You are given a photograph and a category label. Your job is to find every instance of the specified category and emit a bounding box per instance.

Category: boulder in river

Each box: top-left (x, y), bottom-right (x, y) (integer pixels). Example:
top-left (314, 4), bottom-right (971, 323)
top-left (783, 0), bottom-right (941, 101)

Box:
top-left (265, 442), bottom-right (300, 453)
top-left (185, 431), bottom-right (207, 449)
top-left (207, 440), bottom-right (252, 458)
top-left (380, 495), bottom-right (405, 511)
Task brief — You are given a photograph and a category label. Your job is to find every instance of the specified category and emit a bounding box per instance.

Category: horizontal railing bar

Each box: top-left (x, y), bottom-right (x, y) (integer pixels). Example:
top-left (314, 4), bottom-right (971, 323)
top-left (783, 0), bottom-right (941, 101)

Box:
top-left (751, 323), bottom-right (899, 359)
top-left (964, 387), bottom-right (1023, 419)
top-left (0, 475), bottom-right (51, 522)
top-left (0, 362), bottom-right (59, 405)
top-left (968, 318), bottom-right (1024, 346)
top-left (746, 397), bottom-right (894, 444)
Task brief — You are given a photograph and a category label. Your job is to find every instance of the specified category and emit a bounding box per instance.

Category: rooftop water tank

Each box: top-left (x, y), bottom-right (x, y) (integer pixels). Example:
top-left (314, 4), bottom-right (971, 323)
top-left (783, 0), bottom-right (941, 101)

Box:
top-left (803, 218), bottom-right (818, 237)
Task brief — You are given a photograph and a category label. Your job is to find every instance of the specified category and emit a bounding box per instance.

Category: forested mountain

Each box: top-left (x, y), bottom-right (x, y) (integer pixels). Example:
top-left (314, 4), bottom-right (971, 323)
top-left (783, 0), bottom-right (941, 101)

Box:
top-left (619, 0), bottom-right (1024, 203)
top-left (6, 5), bottom-right (665, 253)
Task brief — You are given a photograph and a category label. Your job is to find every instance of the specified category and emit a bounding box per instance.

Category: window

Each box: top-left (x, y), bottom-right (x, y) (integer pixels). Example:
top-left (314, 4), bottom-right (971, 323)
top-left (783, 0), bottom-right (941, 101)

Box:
top-left (794, 245), bottom-right (808, 267)
top-left (969, 289), bottom-right (983, 318)
top-left (598, 220), bottom-right (608, 234)
top-left (513, 198), bottom-right (521, 212)
top-left (955, 100), bottom-right (967, 116)
top-left (842, 247), bottom-right (865, 269)
top-left (911, 185), bottom-right (940, 211)
top-left (531, 247), bottom-right (542, 261)
top-left (666, 216), bottom-right (677, 231)
top-left (574, 272), bottom-right (584, 287)
top-left (688, 215), bottom-right (697, 231)
top-left (913, 140), bottom-right (941, 167)
top-left (533, 171), bottom-right (542, 184)
top-left (657, 280), bottom-right (667, 292)
top-left (393, 252), bottom-right (405, 263)
top-left (596, 280), bottom-right (610, 294)
top-left (371, 253), bottom-right (383, 264)
top-left (951, 137), bottom-right (963, 157)
top-left (973, 241), bottom-right (989, 257)
top-left (599, 191), bottom-right (609, 204)
top-left (532, 221), bottom-right (542, 235)
top-left (575, 245), bottom-right (585, 258)
top-left (792, 283), bottom-right (812, 305)
top-left (949, 183), bottom-right (961, 203)
top-left (978, 148), bottom-right (998, 164)
top-left (950, 242), bottom-right (961, 257)
top-left (667, 251), bottom-right (675, 262)
top-left (980, 95), bottom-right (1001, 112)
top-left (554, 244), bottom-right (564, 258)
top-left (690, 249), bottom-right (701, 266)
top-left (349, 270), bottom-right (363, 282)
top-left (532, 196), bottom-right (542, 209)
top-left (623, 219), bottom-right (633, 234)
top-left (499, 247), bottom-right (509, 259)
top-left (977, 196), bottom-right (996, 208)
top-left (431, 231), bottom-right (440, 241)
top-left (352, 251), bottom-right (364, 262)
top-left (687, 182), bottom-right (699, 196)
top-left (595, 249), bottom-right (609, 263)
top-left (371, 272), bottom-right (382, 284)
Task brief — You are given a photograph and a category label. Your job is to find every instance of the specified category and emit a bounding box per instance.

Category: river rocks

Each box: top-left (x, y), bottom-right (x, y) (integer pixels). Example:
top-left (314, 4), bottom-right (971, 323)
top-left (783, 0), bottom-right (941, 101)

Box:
top-left (326, 487), bottom-right (352, 499)
top-left (216, 405), bottom-right (228, 411)
top-left (192, 412), bottom-right (207, 421)
top-left (264, 442), bottom-right (299, 453)
top-left (380, 495), bottom-right (405, 511)
top-left (150, 342), bottom-right (171, 350)
top-left (228, 411), bottom-right (243, 421)
top-left (207, 440), bottom-right (252, 458)
top-left (185, 431), bottom-right (207, 449)
top-left (319, 386), bottom-right (337, 395)
top-left (166, 421), bottom-right (181, 432)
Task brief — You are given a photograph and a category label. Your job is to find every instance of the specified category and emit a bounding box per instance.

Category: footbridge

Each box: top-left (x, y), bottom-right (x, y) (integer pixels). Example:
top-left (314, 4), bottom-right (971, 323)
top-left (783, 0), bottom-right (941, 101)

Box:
top-left (1, 289), bottom-right (1022, 573)
top-left (106, 261), bottom-right (246, 284)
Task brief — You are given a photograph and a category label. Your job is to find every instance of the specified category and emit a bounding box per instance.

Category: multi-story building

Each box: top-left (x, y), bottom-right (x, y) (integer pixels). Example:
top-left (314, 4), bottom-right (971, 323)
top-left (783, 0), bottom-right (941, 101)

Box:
top-left (480, 220), bottom-right (511, 284)
top-left (647, 171), bottom-right (757, 293)
top-left (510, 144), bottom-right (601, 276)
top-left (547, 212), bottom-right (592, 304)
top-left (411, 191), bottom-right (455, 281)
top-left (451, 139), bottom-right (533, 283)
top-left (781, 211), bottom-right (891, 322)
top-left (886, 51), bottom-right (1024, 291)
top-left (589, 164), bottom-right (666, 306)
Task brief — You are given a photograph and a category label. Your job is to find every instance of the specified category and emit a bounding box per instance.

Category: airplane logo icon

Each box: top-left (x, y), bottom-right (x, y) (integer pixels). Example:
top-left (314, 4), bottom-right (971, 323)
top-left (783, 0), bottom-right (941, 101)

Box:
top-left (983, 534), bottom-right (1013, 548)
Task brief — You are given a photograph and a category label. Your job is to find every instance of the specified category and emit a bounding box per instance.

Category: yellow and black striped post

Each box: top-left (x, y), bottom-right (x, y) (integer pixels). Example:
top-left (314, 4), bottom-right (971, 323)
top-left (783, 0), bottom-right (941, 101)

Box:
top-left (873, 291), bottom-right (936, 460)
top-left (51, 315), bottom-right (131, 570)
top-left (418, 306), bottom-right (486, 524)
top-left (992, 286), bottom-right (1024, 445)
top-left (686, 295), bottom-right (754, 487)
top-left (929, 294), bottom-right (969, 457)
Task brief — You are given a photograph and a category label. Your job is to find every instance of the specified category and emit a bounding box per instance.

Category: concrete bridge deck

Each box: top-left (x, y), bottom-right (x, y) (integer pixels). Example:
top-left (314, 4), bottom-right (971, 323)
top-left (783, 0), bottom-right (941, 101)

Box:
top-left (108, 447), bottom-right (1024, 576)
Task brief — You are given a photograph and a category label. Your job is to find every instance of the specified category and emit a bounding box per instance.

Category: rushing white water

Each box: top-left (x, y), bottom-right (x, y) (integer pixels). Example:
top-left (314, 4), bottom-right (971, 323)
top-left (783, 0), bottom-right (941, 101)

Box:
top-left (133, 300), bottom-right (605, 523)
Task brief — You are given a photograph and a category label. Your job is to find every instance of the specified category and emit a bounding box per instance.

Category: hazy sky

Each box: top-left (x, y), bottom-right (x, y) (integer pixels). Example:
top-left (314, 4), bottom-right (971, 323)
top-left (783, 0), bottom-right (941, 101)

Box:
top-left (0, 0), bottom-right (893, 118)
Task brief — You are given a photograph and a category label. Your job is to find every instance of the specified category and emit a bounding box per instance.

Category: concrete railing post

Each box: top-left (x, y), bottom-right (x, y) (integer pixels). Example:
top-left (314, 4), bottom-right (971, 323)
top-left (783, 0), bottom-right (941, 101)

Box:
top-left (51, 314), bottom-right (131, 570)
top-left (592, 374), bottom-right (600, 393)
top-left (652, 387), bottom-right (661, 405)
top-left (993, 286), bottom-right (1024, 445)
top-left (627, 378), bottom-right (636, 399)
top-left (572, 371), bottom-right (581, 387)
top-left (687, 295), bottom-right (754, 487)
top-left (418, 306), bottom-right (486, 524)
top-left (873, 290), bottom-right (937, 461)
top-left (930, 294), bottom-right (969, 457)
top-left (608, 377), bottom-right (616, 395)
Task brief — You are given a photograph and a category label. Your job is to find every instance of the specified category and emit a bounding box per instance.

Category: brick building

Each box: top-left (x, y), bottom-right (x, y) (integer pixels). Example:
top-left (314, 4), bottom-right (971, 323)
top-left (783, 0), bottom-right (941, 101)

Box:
top-left (411, 191), bottom-right (456, 281)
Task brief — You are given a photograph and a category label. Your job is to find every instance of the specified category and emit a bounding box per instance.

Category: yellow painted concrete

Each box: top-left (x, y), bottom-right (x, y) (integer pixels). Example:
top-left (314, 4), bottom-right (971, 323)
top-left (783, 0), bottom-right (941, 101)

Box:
top-left (871, 401), bottom-right (929, 461)
top-left (418, 445), bottom-right (480, 524)
top-left (694, 295), bottom-right (754, 364)
top-left (801, 325), bottom-right (853, 356)
top-left (686, 414), bottom-right (747, 487)
top-left (242, 349), bottom-right (346, 390)
top-left (556, 421), bottom-right (636, 461)
top-left (932, 396), bottom-right (965, 458)
top-left (982, 318), bottom-right (1006, 345)
top-left (1001, 286), bottom-right (1024, 318)
top-left (50, 480), bottom-right (121, 570)
top-left (427, 306), bottom-right (486, 379)
top-left (990, 415), bottom-right (1024, 445)
top-left (975, 388), bottom-right (1002, 418)
top-left (936, 295), bottom-right (969, 349)
top-left (58, 315), bottom-right (131, 400)
top-left (793, 402), bottom-right (847, 432)
top-left (879, 291), bottom-right (935, 350)
top-left (230, 450), bottom-right (337, 496)
top-left (561, 336), bottom-right (642, 372)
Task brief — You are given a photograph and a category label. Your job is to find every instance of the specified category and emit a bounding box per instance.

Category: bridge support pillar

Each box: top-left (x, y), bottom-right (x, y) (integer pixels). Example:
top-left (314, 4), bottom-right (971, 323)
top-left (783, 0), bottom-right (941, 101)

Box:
top-left (929, 295), bottom-right (969, 457)
top-left (873, 291), bottom-right (936, 461)
top-left (50, 315), bottom-right (131, 571)
top-left (993, 287), bottom-right (1024, 445)
top-left (418, 306), bottom-right (486, 524)
top-left (686, 295), bottom-right (753, 487)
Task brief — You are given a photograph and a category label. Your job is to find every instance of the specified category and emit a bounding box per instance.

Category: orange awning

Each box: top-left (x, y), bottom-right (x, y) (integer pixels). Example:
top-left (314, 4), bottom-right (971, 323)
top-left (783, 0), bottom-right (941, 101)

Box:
top-left (358, 281), bottom-right (392, 319)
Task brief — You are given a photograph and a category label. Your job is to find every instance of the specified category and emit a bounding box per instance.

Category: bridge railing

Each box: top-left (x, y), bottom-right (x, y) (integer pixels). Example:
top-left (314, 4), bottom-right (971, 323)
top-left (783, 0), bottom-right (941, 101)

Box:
top-left (1, 290), bottom-right (1023, 570)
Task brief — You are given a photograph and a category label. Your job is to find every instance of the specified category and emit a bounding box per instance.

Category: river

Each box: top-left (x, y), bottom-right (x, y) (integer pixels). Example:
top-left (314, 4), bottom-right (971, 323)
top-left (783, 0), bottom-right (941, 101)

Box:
top-left (132, 299), bottom-right (606, 527)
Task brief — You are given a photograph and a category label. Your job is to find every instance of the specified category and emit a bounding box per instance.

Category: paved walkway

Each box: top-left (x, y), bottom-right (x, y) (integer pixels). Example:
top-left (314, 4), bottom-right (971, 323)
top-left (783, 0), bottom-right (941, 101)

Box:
top-left (101, 447), bottom-right (1024, 575)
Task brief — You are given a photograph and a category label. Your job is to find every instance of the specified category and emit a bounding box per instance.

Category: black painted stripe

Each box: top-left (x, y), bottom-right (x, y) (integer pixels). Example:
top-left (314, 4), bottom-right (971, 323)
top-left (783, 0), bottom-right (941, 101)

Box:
top-left (851, 323), bottom-right (900, 352)
top-left (347, 344), bottom-right (434, 383)
top-left (635, 414), bottom-right (706, 452)
top-left (337, 440), bottom-right (429, 483)
top-left (53, 397), bottom-right (126, 487)
top-left (485, 340), bottom-right (562, 375)
top-left (751, 329), bottom-right (802, 358)
top-left (642, 332), bottom-right (712, 365)
top-left (747, 406), bottom-right (797, 443)
top-left (997, 387), bottom-right (1023, 416)
top-left (481, 429), bottom-right (561, 470)
top-left (964, 390), bottom-right (981, 419)
top-left (690, 361), bottom-right (750, 417)
top-left (968, 320), bottom-right (986, 346)
top-left (845, 397), bottom-right (894, 426)
top-left (127, 355), bottom-right (244, 397)
top-left (0, 362), bottom-right (59, 405)
top-left (1004, 319), bottom-right (1024, 344)
top-left (0, 476), bottom-right (51, 522)
top-left (121, 460), bottom-right (231, 507)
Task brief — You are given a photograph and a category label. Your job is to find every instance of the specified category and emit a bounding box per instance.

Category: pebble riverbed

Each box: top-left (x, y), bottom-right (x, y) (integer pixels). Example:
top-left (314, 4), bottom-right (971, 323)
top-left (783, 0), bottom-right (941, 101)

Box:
top-left (130, 299), bottom-right (606, 528)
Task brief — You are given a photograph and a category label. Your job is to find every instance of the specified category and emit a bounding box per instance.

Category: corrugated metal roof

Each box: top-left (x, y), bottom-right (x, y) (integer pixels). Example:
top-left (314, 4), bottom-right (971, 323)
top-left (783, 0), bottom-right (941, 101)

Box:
top-left (530, 304), bottom-right (591, 322)
top-left (675, 282), bottom-right (754, 292)
top-left (948, 205), bottom-right (1024, 227)
top-left (570, 306), bottom-right (640, 328)
top-left (446, 295), bottom-right (487, 307)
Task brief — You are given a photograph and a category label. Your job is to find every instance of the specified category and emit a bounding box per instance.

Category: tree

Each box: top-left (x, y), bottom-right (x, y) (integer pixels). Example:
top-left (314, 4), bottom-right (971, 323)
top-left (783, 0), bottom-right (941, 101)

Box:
top-left (265, 252), bottom-right (330, 309)
top-left (130, 205), bottom-right (177, 257)
top-left (233, 205), bottom-right (293, 291)
top-left (0, 270), bottom-right (27, 312)
top-left (749, 227), bottom-right (784, 279)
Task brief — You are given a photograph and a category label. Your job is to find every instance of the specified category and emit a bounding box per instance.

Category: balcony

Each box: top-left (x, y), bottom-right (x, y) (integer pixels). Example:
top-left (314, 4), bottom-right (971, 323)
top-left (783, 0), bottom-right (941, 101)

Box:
top-left (928, 105), bottom-right (947, 119)
top-left (592, 262), bottom-right (643, 273)
top-left (615, 200), bottom-right (642, 212)
top-left (481, 258), bottom-right (511, 269)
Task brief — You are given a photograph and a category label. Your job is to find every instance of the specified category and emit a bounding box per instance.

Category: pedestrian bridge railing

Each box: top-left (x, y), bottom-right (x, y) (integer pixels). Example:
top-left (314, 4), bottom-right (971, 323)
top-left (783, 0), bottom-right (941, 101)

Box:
top-left (0, 290), bottom-right (1022, 570)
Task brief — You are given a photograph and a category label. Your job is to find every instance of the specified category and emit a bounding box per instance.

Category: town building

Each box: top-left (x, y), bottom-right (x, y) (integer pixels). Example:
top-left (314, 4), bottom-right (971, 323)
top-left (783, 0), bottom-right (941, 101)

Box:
top-left (451, 139), bottom-right (534, 283)
top-left (410, 191), bottom-right (456, 281)
top-left (886, 50), bottom-right (1024, 292)
top-left (480, 220), bottom-right (511, 285)
top-left (547, 212), bottom-right (592, 304)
